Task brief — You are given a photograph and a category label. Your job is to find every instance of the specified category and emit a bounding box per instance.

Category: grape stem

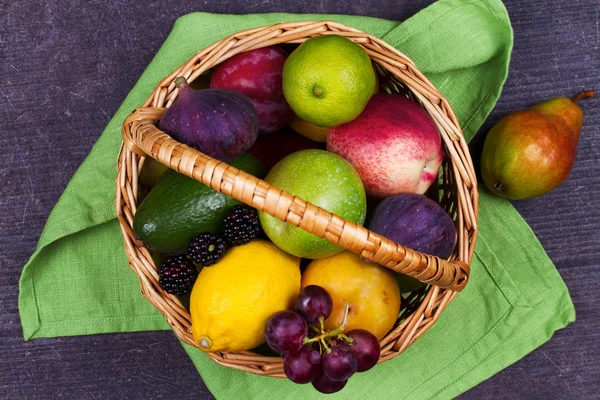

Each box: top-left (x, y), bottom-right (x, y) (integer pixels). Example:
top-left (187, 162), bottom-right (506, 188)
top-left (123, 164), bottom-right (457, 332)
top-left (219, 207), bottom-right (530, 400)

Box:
top-left (321, 338), bottom-right (331, 354)
top-left (302, 301), bottom-right (351, 347)
top-left (337, 333), bottom-right (353, 343)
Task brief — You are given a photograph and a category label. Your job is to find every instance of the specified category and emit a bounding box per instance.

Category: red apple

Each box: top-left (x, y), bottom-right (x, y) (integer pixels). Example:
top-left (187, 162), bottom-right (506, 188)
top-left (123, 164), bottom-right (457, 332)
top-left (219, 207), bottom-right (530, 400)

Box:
top-left (327, 94), bottom-right (443, 198)
top-left (211, 46), bottom-right (293, 134)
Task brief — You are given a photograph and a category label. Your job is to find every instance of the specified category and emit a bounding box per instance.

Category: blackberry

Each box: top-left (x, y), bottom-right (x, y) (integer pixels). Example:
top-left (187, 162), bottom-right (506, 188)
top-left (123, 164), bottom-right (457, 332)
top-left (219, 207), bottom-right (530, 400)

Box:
top-left (159, 255), bottom-right (197, 295)
top-left (223, 205), bottom-right (262, 246)
top-left (188, 233), bottom-right (228, 266)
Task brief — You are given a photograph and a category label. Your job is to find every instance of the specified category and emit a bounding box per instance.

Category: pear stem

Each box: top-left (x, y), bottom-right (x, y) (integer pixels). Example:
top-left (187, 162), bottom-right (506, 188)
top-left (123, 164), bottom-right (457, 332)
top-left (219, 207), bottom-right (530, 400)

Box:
top-left (493, 181), bottom-right (505, 194)
top-left (573, 90), bottom-right (595, 103)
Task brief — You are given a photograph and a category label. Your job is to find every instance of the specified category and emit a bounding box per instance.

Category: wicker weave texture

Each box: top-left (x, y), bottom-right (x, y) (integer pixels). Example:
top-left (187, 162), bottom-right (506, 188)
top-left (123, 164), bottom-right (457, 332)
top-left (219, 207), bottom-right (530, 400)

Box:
top-left (116, 20), bottom-right (478, 377)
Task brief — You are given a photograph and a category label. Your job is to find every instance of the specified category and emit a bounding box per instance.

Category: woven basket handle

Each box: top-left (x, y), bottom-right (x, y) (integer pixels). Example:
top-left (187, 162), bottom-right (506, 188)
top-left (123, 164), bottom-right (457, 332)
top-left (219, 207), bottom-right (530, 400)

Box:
top-left (122, 107), bottom-right (469, 292)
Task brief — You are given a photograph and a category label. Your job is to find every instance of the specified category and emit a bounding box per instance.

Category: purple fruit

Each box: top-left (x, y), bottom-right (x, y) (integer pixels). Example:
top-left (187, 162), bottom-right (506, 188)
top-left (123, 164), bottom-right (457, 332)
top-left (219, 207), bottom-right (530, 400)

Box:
top-left (346, 329), bottom-right (380, 372)
top-left (368, 193), bottom-right (457, 259)
top-left (264, 310), bottom-right (308, 354)
top-left (295, 285), bottom-right (333, 324)
top-left (312, 373), bottom-right (348, 394)
top-left (283, 346), bottom-right (322, 384)
top-left (158, 77), bottom-right (259, 162)
top-left (322, 344), bottom-right (357, 381)
top-left (210, 46), bottom-right (293, 134)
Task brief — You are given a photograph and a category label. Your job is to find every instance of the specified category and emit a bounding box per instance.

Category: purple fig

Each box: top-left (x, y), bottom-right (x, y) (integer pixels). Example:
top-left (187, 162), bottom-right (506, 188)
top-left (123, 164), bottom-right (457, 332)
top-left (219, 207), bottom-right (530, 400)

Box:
top-left (368, 193), bottom-right (456, 259)
top-left (158, 77), bottom-right (259, 162)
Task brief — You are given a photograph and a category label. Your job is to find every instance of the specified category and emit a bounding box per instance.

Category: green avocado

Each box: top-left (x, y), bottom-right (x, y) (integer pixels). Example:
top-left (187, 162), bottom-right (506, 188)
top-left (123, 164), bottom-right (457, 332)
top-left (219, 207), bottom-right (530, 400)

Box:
top-left (133, 153), bottom-right (267, 254)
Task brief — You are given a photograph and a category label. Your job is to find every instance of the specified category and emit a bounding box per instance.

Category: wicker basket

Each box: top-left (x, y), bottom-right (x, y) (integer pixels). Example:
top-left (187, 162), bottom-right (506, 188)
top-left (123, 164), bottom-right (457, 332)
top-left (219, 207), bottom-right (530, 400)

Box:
top-left (117, 21), bottom-right (478, 378)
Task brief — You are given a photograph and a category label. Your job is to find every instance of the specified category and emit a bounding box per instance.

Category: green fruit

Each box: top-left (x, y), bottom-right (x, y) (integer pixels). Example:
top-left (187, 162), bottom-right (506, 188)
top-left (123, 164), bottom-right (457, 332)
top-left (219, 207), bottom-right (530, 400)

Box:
top-left (481, 90), bottom-right (594, 200)
top-left (395, 274), bottom-right (426, 294)
top-left (139, 157), bottom-right (169, 186)
top-left (258, 149), bottom-right (367, 259)
top-left (282, 35), bottom-right (376, 128)
top-left (133, 153), bottom-right (266, 254)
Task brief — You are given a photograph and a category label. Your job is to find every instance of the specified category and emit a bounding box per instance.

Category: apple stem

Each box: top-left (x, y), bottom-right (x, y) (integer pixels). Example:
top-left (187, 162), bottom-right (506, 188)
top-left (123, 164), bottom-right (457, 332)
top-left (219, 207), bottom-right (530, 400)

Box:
top-left (573, 90), bottom-right (595, 103)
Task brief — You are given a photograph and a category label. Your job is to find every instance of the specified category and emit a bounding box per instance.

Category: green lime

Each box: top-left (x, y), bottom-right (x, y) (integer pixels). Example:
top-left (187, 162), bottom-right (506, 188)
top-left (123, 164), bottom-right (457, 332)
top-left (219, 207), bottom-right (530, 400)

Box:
top-left (282, 35), bottom-right (376, 127)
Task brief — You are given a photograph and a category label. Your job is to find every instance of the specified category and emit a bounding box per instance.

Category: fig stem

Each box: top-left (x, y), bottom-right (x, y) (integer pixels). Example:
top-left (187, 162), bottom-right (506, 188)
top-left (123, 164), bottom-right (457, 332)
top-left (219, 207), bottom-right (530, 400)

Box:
top-left (573, 90), bottom-right (595, 103)
top-left (174, 76), bottom-right (187, 88)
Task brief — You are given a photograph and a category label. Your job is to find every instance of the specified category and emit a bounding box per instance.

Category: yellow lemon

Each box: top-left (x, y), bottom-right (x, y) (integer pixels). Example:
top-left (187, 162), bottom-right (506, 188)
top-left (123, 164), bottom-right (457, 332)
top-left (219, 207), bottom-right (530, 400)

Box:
top-left (302, 251), bottom-right (400, 340)
top-left (282, 35), bottom-right (376, 127)
top-left (190, 240), bottom-right (301, 352)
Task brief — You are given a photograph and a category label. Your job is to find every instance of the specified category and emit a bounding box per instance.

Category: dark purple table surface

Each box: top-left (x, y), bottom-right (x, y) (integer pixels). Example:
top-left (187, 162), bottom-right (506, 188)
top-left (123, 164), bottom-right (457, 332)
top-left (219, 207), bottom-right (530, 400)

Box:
top-left (1, 0), bottom-right (599, 398)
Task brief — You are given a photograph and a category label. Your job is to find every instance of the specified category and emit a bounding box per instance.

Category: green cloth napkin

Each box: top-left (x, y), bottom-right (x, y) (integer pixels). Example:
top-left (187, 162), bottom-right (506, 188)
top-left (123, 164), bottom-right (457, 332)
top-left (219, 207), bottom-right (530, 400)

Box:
top-left (19, 0), bottom-right (575, 398)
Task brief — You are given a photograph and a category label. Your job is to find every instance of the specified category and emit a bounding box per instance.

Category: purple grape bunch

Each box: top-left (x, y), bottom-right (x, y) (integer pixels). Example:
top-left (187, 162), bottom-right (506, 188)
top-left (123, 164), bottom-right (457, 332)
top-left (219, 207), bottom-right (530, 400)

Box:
top-left (264, 285), bottom-right (381, 394)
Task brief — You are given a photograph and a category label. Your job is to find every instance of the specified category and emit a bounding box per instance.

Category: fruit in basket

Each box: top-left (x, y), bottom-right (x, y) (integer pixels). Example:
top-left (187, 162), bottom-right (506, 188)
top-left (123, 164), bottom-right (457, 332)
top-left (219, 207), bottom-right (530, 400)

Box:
top-left (327, 94), bottom-right (444, 198)
top-left (222, 205), bottom-right (262, 246)
top-left (211, 46), bottom-right (293, 134)
top-left (322, 344), bottom-right (357, 381)
top-left (312, 373), bottom-right (348, 394)
top-left (264, 310), bottom-right (308, 355)
top-left (301, 251), bottom-right (401, 340)
top-left (295, 285), bottom-right (333, 324)
top-left (368, 193), bottom-right (457, 259)
top-left (190, 240), bottom-right (300, 352)
top-left (158, 255), bottom-right (198, 295)
top-left (345, 329), bottom-right (380, 372)
top-left (481, 90), bottom-right (595, 200)
top-left (288, 114), bottom-right (330, 143)
top-left (395, 274), bottom-right (426, 293)
top-left (283, 346), bottom-right (323, 384)
top-left (265, 285), bottom-right (380, 392)
top-left (187, 233), bottom-right (228, 267)
top-left (133, 153), bottom-right (266, 254)
top-left (247, 126), bottom-right (322, 170)
top-left (282, 35), bottom-right (376, 127)
top-left (139, 157), bottom-right (169, 186)
top-left (158, 77), bottom-right (259, 162)
top-left (258, 150), bottom-right (367, 259)
top-left (288, 76), bottom-right (378, 143)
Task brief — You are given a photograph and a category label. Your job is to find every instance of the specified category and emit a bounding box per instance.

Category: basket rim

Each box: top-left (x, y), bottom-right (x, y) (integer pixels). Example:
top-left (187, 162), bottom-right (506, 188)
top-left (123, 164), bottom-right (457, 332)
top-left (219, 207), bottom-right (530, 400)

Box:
top-left (115, 20), bottom-right (479, 377)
